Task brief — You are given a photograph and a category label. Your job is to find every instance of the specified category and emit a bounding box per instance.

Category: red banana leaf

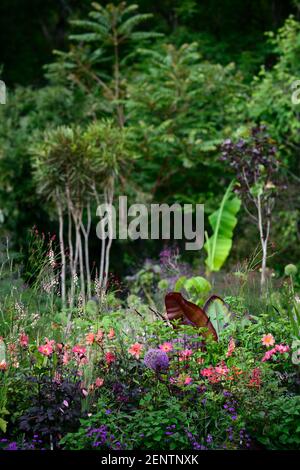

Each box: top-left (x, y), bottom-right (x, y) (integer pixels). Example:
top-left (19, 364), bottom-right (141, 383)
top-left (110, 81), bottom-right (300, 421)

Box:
top-left (165, 292), bottom-right (218, 341)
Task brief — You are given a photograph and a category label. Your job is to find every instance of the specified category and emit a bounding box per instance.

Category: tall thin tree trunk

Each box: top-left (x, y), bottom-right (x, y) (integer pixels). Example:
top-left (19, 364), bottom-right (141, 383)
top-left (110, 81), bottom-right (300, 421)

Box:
top-left (67, 206), bottom-right (75, 306)
top-left (56, 196), bottom-right (66, 308)
top-left (103, 183), bottom-right (114, 290)
top-left (73, 211), bottom-right (85, 303)
top-left (81, 202), bottom-right (92, 299)
top-left (78, 226), bottom-right (85, 303)
top-left (94, 187), bottom-right (106, 291)
top-left (66, 188), bottom-right (75, 308)
top-left (99, 238), bottom-right (106, 289)
top-left (261, 241), bottom-right (267, 287)
top-left (113, 35), bottom-right (125, 127)
top-left (257, 195), bottom-right (268, 289)
top-left (100, 191), bottom-right (109, 289)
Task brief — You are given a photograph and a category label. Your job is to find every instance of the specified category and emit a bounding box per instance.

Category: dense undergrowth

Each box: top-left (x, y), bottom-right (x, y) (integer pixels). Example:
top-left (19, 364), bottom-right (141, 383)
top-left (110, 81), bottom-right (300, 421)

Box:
top-left (0, 240), bottom-right (299, 451)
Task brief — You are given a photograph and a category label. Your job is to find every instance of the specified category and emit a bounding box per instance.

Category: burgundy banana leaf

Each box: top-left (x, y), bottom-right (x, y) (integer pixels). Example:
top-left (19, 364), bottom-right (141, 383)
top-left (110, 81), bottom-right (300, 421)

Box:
top-left (165, 292), bottom-right (218, 341)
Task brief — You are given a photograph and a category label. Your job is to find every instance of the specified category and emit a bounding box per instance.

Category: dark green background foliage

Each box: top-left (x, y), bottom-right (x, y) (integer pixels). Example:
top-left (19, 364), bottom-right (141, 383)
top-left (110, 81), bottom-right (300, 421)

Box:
top-left (1, 0), bottom-right (300, 273)
top-left (0, 0), bottom-right (295, 86)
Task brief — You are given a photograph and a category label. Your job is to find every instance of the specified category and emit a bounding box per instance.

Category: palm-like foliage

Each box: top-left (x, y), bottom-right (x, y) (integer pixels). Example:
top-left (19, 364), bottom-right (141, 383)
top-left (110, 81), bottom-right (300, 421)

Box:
top-left (46, 2), bottom-right (161, 126)
top-left (32, 126), bottom-right (91, 208)
top-left (84, 119), bottom-right (133, 193)
top-left (32, 119), bottom-right (134, 305)
top-left (70, 2), bottom-right (157, 48)
top-left (126, 43), bottom-right (246, 195)
top-left (32, 120), bottom-right (132, 203)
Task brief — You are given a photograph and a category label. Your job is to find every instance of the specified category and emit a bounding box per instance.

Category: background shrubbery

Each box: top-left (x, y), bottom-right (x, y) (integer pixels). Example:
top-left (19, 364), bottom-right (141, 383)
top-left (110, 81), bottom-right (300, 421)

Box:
top-left (0, 0), bottom-right (300, 452)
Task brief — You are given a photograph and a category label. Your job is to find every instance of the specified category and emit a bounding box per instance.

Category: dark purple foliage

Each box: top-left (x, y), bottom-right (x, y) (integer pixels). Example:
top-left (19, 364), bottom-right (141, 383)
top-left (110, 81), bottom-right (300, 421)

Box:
top-left (220, 125), bottom-right (279, 195)
top-left (19, 375), bottom-right (83, 448)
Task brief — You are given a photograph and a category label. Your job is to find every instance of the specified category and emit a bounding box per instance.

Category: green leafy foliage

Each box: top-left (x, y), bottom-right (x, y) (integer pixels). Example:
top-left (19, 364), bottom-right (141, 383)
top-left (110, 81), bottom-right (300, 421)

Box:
top-left (127, 43), bottom-right (246, 197)
top-left (250, 17), bottom-right (300, 168)
top-left (174, 275), bottom-right (211, 305)
top-left (1, 2), bottom-right (300, 452)
top-left (249, 395), bottom-right (300, 450)
top-left (204, 181), bottom-right (241, 272)
top-left (203, 296), bottom-right (232, 338)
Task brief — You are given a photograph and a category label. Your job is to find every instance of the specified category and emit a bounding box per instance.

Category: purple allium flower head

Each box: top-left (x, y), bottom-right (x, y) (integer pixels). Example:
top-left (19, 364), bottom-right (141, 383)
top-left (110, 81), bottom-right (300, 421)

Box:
top-left (144, 348), bottom-right (169, 371)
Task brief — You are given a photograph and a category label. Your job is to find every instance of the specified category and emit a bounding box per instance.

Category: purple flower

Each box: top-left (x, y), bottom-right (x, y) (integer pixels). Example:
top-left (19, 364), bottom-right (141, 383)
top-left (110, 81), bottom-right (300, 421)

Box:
top-left (5, 442), bottom-right (18, 451)
top-left (144, 348), bottom-right (169, 371)
top-left (86, 424), bottom-right (108, 446)
top-left (197, 385), bottom-right (206, 394)
top-left (159, 248), bottom-right (172, 263)
top-left (185, 431), bottom-right (206, 450)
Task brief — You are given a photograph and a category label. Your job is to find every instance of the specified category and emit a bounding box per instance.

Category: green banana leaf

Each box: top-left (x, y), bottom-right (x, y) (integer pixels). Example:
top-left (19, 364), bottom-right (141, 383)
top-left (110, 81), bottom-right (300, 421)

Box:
top-left (204, 181), bottom-right (241, 272)
top-left (203, 295), bottom-right (232, 337)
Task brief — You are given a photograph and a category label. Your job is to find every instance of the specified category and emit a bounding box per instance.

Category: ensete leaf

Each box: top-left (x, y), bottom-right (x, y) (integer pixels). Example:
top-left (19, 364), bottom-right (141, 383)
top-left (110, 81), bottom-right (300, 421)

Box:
top-left (204, 180), bottom-right (241, 272)
top-left (165, 292), bottom-right (218, 341)
top-left (203, 295), bottom-right (232, 337)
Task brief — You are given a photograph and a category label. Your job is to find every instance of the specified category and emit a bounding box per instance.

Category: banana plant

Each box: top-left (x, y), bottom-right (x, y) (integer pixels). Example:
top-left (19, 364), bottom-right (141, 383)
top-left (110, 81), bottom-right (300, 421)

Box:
top-left (204, 180), bottom-right (241, 272)
top-left (174, 275), bottom-right (212, 305)
top-left (165, 292), bottom-right (232, 341)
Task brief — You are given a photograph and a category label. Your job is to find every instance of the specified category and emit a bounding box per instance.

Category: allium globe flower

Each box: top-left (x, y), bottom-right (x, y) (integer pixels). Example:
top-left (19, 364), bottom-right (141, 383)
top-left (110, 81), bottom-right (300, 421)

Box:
top-left (284, 264), bottom-right (298, 277)
top-left (144, 348), bottom-right (169, 371)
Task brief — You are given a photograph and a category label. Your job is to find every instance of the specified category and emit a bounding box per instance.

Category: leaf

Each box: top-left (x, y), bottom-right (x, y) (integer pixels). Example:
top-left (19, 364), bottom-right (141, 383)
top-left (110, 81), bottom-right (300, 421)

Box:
top-left (85, 300), bottom-right (98, 317)
top-left (184, 276), bottom-right (211, 298)
top-left (165, 292), bottom-right (218, 341)
top-left (203, 295), bottom-right (232, 337)
top-left (204, 180), bottom-right (241, 272)
top-left (0, 340), bottom-right (6, 363)
top-left (250, 182), bottom-right (264, 198)
top-left (0, 417), bottom-right (7, 433)
top-left (174, 276), bottom-right (211, 306)
top-left (174, 276), bottom-right (187, 292)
